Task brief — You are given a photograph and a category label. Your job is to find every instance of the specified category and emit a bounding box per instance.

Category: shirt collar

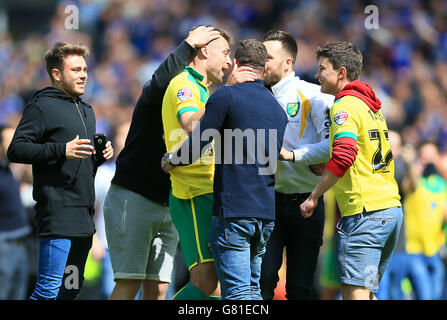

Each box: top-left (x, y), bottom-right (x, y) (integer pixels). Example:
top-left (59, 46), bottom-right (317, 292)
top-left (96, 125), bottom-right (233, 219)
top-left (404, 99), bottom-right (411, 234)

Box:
top-left (185, 66), bottom-right (205, 82)
top-left (271, 71), bottom-right (297, 96)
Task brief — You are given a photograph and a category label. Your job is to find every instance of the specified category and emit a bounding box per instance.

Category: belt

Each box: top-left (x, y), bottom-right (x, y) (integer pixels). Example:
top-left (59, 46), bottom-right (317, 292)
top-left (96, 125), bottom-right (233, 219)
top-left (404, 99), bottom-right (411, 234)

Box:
top-left (275, 192), bottom-right (311, 202)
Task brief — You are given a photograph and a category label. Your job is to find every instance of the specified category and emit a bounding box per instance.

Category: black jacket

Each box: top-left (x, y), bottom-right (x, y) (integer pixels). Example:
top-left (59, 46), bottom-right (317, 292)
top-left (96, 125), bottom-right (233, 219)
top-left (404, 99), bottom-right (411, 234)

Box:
top-left (112, 40), bottom-right (197, 206)
top-left (7, 87), bottom-right (101, 238)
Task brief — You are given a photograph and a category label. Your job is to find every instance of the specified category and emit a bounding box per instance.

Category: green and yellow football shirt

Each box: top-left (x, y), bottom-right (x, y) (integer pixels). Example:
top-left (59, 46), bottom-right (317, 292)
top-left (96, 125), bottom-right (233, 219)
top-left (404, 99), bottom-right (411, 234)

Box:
top-left (404, 175), bottom-right (447, 257)
top-left (162, 66), bottom-right (214, 199)
top-left (329, 95), bottom-right (401, 217)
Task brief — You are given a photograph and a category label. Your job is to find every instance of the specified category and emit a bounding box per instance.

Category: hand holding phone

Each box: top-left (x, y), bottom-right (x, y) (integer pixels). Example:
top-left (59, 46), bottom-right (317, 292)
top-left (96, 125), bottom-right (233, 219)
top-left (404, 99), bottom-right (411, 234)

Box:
top-left (93, 134), bottom-right (107, 163)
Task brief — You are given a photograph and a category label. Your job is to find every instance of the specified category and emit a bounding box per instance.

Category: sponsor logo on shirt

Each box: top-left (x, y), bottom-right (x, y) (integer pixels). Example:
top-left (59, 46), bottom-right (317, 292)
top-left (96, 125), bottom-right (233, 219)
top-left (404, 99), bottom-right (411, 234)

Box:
top-left (334, 110), bottom-right (348, 125)
top-left (177, 88), bottom-right (193, 101)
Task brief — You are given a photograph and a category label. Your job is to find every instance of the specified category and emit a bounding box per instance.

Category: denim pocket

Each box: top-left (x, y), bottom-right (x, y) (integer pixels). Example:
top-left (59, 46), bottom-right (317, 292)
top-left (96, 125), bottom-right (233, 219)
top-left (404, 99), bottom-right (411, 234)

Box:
top-left (336, 214), bottom-right (361, 237)
top-left (224, 219), bottom-right (253, 248)
top-left (367, 213), bottom-right (396, 239)
top-left (368, 214), bottom-right (395, 225)
top-left (336, 218), bottom-right (348, 236)
top-left (260, 221), bottom-right (275, 247)
top-left (265, 220), bottom-right (275, 229)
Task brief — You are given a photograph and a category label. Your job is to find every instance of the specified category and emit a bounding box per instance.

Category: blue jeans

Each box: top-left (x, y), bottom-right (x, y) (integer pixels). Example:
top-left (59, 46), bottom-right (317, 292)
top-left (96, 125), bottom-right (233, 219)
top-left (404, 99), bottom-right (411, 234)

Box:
top-left (0, 240), bottom-right (29, 300)
top-left (376, 251), bottom-right (409, 300)
top-left (210, 216), bottom-right (274, 300)
top-left (336, 206), bottom-right (403, 293)
top-left (100, 249), bottom-right (115, 299)
top-left (260, 193), bottom-right (324, 300)
top-left (29, 236), bottom-right (92, 300)
top-left (408, 253), bottom-right (445, 300)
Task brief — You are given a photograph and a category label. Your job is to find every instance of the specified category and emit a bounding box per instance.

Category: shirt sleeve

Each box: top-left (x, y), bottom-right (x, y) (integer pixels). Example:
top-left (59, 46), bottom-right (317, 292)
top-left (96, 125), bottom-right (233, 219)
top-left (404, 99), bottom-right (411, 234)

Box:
top-left (173, 87), bottom-right (231, 165)
top-left (172, 83), bottom-right (201, 120)
top-left (292, 94), bottom-right (332, 164)
top-left (326, 99), bottom-right (360, 177)
top-left (326, 137), bottom-right (358, 177)
top-left (329, 99), bottom-right (359, 142)
top-left (7, 103), bottom-right (65, 165)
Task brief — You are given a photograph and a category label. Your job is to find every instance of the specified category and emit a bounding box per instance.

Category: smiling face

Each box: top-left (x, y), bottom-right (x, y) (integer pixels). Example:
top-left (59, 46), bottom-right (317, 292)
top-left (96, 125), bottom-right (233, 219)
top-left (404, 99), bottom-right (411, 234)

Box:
top-left (53, 54), bottom-right (88, 99)
top-left (206, 36), bottom-right (232, 84)
top-left (315, 42), bottom-right (363, 95)
top-left (263, 40), bottom-right (289, 87)
top-left (315, 57), bottom-right (341, 96)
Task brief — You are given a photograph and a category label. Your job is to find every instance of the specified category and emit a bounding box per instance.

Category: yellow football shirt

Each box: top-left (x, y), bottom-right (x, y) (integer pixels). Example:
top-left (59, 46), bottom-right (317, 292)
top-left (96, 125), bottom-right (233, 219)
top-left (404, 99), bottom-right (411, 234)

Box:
top-left (329, 95), bottom-right (401, 217)
top-left (162, 66), bottom-right (214, 200)
top-left (404, 175), bottom-right (447, 257)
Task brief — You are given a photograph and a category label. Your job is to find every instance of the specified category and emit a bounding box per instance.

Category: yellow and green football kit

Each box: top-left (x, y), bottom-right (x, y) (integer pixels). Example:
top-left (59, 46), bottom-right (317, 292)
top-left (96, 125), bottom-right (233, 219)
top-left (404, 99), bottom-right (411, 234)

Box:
top-left (162, 66), bottom-right (215, 274)
top-left (329, 95), bottom-right (401, 217)
top-left (162, 66), bottom-right (214, 200)
top-left (404, 174), bottom-right (447, 257)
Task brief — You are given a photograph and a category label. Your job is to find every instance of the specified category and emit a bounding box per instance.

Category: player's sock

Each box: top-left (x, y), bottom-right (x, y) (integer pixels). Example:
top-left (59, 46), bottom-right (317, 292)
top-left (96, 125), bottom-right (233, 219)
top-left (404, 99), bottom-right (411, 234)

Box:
top-left (172, 282), bottom-right (208, 300)
top-left (207, 295), bottom-right (222, 300)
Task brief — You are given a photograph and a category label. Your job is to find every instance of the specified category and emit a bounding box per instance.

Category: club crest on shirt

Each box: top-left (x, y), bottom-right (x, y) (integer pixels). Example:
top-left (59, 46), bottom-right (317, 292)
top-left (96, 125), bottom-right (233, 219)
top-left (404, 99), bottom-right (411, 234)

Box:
top-left (286, 102), bottom-right (300, 117)
top-left (177, 88), bottom-right (193, 102)
top-left (334, 110), bottom-right (349, 125)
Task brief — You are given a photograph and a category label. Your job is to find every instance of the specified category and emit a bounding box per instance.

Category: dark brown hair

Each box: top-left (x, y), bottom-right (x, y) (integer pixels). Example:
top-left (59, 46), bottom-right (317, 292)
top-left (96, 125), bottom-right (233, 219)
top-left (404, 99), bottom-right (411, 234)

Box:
top-left (44, 42), bottom-right (90, 82)
top-left (316, 41), bottom-right (363, 81)
top-left (263, 30), bottom-right (298, 65)
top-left (234, 39), bottom-right (268, 71)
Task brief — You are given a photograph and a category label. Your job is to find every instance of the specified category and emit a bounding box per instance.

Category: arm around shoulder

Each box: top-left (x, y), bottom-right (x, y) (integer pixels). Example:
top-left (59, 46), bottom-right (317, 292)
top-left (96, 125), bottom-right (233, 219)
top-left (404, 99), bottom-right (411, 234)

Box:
top-left (139, 41), bottom-right (197, 106)
top-left (151, 41), bottom-right (197, 90)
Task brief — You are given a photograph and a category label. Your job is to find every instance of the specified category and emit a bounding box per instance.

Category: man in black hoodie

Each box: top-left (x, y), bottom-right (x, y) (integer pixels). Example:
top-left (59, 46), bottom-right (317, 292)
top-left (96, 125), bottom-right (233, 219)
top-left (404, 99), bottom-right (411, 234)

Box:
top-left (7, 42), bottom-right (113, 300)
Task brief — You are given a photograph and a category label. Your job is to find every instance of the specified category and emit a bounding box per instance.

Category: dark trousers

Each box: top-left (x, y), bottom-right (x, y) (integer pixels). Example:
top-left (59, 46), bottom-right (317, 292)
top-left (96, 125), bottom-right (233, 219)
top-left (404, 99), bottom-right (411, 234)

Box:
top-left (260, 192), bottom-right (324, 300)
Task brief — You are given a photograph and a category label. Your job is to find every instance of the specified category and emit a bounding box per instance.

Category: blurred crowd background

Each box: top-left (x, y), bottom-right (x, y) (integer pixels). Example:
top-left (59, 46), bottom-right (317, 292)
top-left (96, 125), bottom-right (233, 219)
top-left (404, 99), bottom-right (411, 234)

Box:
top-left (0, 0), bottom-right (446, 300)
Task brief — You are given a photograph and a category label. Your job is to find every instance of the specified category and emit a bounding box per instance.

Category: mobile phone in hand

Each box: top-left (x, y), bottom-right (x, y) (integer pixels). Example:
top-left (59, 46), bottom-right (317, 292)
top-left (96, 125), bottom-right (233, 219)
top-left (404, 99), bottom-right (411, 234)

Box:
top-left (93, 134), bottom-right (107, 162)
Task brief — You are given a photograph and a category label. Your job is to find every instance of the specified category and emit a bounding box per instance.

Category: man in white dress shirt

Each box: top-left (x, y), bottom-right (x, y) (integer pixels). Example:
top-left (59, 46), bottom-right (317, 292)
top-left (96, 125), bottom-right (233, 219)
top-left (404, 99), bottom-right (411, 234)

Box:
top-left (260, 30), bottom-right (334, 300)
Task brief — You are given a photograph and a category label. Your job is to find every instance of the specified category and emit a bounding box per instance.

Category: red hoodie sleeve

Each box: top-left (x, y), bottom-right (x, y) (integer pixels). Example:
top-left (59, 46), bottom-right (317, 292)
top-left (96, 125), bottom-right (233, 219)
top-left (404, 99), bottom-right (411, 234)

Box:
top-left (326, 137), bottom-right (358, 178)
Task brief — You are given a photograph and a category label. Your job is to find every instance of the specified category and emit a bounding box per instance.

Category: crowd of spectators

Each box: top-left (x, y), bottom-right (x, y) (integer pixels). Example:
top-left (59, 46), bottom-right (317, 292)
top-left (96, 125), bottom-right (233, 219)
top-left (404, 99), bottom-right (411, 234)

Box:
top-left (2, 0), bottom-right (447, 152)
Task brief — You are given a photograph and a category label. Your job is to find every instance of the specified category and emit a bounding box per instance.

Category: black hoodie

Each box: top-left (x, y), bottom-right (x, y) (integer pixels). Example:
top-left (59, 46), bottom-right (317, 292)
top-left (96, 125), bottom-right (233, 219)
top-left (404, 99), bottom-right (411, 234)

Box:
top-left (7, 87), bottom-right (101, 238)
top-left (111, 40), bottom-right (197, 206)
